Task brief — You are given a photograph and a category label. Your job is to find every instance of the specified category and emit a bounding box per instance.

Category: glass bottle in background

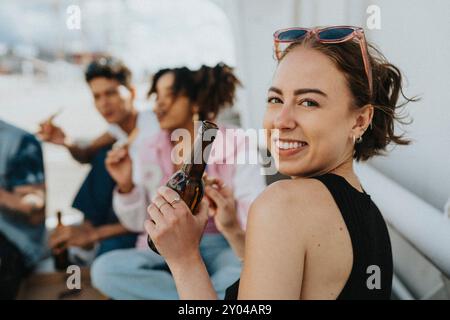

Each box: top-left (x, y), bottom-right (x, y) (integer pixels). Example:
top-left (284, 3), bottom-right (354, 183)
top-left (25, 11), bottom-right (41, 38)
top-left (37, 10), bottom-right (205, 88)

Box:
top-left (52, 210), bottom-right (70, 271)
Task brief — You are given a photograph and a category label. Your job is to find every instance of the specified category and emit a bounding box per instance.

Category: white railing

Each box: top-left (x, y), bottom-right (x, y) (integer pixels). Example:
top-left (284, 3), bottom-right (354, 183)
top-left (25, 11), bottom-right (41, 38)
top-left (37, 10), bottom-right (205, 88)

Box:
top-left (355, 163), bottom-right (450, 278)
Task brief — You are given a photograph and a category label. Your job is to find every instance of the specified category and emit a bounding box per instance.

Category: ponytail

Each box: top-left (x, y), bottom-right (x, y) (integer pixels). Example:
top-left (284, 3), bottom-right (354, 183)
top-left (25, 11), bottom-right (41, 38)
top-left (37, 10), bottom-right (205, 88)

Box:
top-left (194, 63), bottom-right (241, 120)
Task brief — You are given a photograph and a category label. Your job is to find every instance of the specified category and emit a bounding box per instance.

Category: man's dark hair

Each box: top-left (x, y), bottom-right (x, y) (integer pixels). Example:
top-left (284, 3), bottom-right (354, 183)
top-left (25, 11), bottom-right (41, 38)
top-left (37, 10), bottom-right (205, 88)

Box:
top-left (85, 56), bottom-right (132, 89)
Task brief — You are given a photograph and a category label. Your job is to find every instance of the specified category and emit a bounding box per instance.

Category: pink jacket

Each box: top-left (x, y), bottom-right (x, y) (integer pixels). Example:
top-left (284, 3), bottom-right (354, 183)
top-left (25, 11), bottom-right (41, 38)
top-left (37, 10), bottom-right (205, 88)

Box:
top-left (113, 125), bottom-right (266, 249)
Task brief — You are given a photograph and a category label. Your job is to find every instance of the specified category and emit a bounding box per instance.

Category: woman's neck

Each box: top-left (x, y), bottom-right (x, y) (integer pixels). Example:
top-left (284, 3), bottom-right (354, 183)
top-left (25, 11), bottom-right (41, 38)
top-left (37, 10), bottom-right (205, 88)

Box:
top-left (329, 158), bottom-right (364, 193)
top-left (119, 109), bottom-right (138, 135)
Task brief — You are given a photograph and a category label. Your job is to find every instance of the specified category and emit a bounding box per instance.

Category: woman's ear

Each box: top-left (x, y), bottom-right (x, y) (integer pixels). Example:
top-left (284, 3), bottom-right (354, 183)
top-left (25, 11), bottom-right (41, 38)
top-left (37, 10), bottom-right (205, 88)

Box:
top-left (352, 104), bottom-right (374, 137)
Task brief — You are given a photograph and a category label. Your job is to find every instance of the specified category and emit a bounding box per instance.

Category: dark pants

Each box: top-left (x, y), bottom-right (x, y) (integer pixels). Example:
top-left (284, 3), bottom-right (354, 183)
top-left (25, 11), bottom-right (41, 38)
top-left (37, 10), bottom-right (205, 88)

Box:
top-left (0, 233), bottom-right (27, 299)
top-left (72, 145), bottom-right (138, 257)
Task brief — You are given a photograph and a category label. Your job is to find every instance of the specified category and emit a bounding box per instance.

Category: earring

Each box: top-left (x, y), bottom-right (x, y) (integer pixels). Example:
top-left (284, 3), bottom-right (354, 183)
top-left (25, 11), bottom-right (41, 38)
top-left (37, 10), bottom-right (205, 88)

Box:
top-left (356, 136), bottom-right (363, 144)
top-left (192, 113), bottom-right (199, 122)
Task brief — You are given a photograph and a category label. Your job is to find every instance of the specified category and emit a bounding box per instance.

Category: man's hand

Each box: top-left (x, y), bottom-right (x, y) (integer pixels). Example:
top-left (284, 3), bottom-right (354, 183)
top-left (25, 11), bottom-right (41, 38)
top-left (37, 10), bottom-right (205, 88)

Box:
top-left (0, 185), bottom-right (45, 225)
top-left (49, 222), bottom-right (99, 253)
top-left (37, 121), bottom-right (67, 146)
top-left (105, 147), bottom-right (134, 193)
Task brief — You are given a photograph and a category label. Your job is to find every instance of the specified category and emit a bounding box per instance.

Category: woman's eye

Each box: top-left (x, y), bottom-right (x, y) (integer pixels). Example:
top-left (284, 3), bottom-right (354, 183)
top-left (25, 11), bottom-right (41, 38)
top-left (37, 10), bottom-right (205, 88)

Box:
top-left (267, 97), bottom-right (282, 104)
top-left (300, 99), bottom-right (319, 107)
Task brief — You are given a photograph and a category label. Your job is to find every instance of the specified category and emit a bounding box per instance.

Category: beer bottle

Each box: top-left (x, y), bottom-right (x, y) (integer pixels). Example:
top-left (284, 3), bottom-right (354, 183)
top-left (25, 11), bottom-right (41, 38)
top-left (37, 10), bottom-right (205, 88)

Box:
top-left (53, 210), bottom-right (70, 271)
top-left (148, 120), bottom-right (219, 253)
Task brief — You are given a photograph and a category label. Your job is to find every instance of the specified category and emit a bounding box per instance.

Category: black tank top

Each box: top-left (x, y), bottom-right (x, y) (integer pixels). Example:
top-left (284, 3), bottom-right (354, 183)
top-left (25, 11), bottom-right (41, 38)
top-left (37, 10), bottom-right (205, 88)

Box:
top-left (224, 173), bottom-right (393, 300)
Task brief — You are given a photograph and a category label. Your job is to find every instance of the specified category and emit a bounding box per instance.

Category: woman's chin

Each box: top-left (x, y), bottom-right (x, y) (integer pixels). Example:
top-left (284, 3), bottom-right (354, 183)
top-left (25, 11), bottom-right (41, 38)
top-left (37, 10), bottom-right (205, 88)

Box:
top-left (158, 122), bottom-right (172, 130)
top-left (276, 160), bottom-right (311, 178)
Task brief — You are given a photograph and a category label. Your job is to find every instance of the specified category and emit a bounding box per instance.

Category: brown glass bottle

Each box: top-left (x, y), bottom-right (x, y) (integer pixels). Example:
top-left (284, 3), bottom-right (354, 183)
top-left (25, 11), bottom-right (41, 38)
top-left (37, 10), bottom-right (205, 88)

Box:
top-left (53, 211), bottom-right (70, 271)
top-left (147, 120), bottom-right (219, 253)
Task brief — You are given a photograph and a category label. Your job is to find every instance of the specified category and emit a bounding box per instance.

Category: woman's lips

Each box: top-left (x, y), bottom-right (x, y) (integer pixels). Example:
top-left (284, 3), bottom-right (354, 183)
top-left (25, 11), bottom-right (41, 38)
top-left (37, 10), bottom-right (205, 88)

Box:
top-left (154, 111), bottom-right (167, 122)
top-left (272, 138), bottom-right (308, 157)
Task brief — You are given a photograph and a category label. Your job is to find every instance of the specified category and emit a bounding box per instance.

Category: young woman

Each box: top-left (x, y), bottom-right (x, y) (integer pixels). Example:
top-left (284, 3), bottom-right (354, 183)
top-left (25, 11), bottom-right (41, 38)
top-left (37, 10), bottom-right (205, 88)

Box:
top-left (91, 63), bottom-right (265, 299)
top-left (145, 26), bottom-right (416, 299)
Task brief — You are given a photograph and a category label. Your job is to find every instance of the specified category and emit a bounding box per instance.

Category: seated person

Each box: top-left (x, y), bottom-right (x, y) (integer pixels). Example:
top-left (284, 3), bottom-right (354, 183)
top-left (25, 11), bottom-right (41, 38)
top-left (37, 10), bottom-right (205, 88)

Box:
top-left (38, 57), bottom-right (157, 259)
top-left (0, 119), bottom-right (46, 299)
top-left (91, 64), bottom-right (266, 299)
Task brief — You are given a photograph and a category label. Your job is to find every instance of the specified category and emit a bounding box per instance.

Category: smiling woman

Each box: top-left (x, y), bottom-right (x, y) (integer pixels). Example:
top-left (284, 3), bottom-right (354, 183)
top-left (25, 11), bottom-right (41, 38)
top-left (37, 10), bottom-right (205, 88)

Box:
top-left (145, 25), bottom-right (417, 300)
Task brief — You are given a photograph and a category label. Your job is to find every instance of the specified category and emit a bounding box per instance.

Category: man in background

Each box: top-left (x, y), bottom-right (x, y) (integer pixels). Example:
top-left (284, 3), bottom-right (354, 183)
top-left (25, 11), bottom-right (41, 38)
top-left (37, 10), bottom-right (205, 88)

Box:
top-left (38, 57), bottom-right (157, 258)
top-left (0, 119), bottom-right (46, 299)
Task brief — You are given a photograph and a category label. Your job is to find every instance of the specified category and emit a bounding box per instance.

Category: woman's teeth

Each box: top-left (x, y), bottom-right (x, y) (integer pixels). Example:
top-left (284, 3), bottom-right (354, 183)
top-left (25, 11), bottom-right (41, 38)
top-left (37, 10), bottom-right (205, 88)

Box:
top-left (275, 140), bottom-right (307, 150)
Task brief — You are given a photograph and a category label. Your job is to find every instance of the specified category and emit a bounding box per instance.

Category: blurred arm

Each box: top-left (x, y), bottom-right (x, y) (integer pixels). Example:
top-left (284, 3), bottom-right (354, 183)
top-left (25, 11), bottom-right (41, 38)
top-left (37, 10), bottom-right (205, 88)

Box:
top-left (0, 184), bottom-right (45, 225)
top-left (0, 134), bottom-right (46, 225)
top-left (113, 185), bottom-right (149, 232)
top-left (65, 132), bottom-right (116, 164)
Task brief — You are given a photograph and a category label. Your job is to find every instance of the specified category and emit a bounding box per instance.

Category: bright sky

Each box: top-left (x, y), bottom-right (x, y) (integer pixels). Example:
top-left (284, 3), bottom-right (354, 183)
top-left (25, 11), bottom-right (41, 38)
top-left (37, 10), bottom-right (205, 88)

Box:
top-left (0, 0), bottom-right (236, 78)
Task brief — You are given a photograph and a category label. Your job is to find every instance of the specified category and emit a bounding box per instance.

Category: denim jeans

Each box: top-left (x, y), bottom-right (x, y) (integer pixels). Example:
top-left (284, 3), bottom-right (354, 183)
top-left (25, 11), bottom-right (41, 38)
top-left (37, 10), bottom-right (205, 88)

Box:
top-left (91, 234), bottom-right (241, 300)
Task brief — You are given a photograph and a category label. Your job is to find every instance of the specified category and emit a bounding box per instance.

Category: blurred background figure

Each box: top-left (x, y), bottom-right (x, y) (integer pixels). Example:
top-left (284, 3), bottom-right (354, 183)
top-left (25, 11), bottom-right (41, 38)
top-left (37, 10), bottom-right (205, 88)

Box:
top-left (39, 57), bottom-right (159, 261)
top-left (91, 63), bottom-right (265, 299)
top-left (0, 119), bottom-right (46, 299)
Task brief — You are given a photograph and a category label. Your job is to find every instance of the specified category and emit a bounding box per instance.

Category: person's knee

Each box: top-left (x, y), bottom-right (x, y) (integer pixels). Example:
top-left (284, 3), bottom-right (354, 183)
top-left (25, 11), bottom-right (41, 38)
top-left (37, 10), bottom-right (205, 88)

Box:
top-left (90, 251), bottom-right (120, 292)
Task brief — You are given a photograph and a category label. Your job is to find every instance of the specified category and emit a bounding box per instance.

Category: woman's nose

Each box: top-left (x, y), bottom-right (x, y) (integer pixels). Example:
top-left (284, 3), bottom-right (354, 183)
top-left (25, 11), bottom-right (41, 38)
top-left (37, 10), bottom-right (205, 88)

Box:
top-left (274, 105), bottom-right (296, 130)
top-left (153, 100), bottom-right (163, 113)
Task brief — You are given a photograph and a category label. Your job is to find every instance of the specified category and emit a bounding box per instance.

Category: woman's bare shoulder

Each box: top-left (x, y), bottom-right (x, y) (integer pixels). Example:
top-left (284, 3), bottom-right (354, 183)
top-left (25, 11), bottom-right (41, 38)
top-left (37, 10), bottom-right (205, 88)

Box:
top-left (248, 177), bottom-right (340, 235)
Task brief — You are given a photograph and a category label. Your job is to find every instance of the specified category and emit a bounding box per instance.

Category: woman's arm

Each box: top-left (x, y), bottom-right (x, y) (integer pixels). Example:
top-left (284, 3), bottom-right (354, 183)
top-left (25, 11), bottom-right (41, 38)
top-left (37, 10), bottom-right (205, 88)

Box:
top-left (204, 182), bottom-right (246, 259)
top-left (203, 160), bottom-right (265, 259)
top-left (113, 185), bottom-right (149, 232)
top-left (238, 180), bottom-right (309, 300)
top-left (65, 132), bottom-right (116, 164)
top-left (169, 251), bottom-right (218, 300)
top-left (219, 225), bottom-right (245, 260)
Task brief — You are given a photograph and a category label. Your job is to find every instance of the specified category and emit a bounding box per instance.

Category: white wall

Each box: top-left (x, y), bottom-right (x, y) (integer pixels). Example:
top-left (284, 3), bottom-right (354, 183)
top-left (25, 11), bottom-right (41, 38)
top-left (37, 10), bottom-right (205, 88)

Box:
top-left (362, 0), bottom-right (450, 212)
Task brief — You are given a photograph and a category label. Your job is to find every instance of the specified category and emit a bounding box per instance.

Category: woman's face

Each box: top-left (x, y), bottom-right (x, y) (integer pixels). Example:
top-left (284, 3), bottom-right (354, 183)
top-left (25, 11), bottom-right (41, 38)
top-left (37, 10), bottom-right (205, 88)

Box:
top-left (152, 72), bottom-right (194, 131)
top-left (263, 46), bottom-right (360, 177)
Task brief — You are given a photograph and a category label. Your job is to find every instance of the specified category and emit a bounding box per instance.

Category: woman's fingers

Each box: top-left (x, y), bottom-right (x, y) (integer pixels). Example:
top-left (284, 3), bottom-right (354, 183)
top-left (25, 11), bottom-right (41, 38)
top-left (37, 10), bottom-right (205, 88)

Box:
top-left (218, 184), bottom-right (233, 197)
top-left (203, 174), bottom-right (225, 189)
top-left (147, 202), bottom-right (166, 228)
top-left (144, 219), bottom-right (157, 240)
top-left (152, 195), bottom-right (167, 210)
top-left (204, 175), bottom-right (233, 198)
top-left (157, 186), bottom-right (190, 213)
top-left (195, 199), bottom-right (210, 225)
top-left (205, 185), bottom-right (226, 208)
top-left (157, 186), bottom-right (180, 202)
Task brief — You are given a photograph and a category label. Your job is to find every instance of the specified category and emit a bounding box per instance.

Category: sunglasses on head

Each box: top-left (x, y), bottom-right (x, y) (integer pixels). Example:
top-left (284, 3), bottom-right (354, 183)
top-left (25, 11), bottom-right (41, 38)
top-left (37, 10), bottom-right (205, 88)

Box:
top-left (273, 26), bottom-right (373, 96)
